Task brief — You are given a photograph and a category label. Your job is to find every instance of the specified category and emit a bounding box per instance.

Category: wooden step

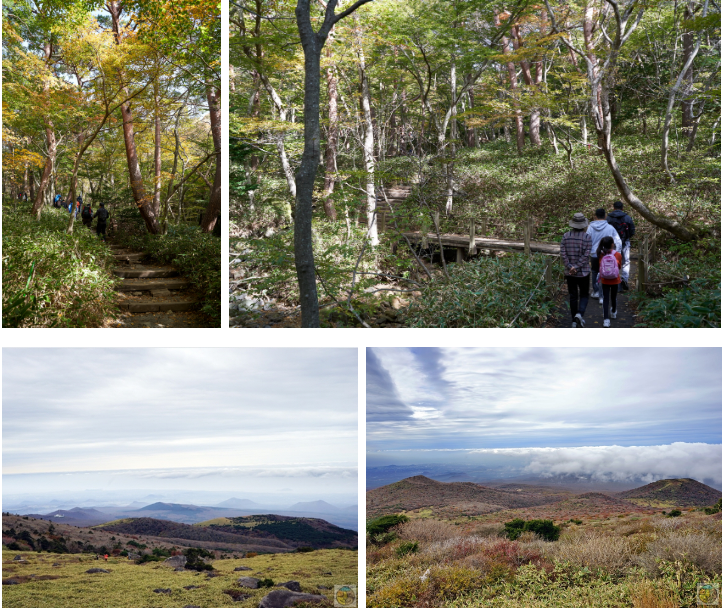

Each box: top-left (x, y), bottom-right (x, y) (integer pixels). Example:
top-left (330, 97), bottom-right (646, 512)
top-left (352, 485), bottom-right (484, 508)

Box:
top-left (113, 268), bottom-right (180, 279)
top-left (118, 300), bottom-right (198, 313)
top-left (113, 253), bottom-right (146, 262)
top-left (117, 279), bottom-right (190, 291)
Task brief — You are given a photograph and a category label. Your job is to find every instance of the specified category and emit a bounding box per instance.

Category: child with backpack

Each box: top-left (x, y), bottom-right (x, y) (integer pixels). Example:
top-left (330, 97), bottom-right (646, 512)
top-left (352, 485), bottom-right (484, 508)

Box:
top-left (596, 236), bottom-right (622, 327)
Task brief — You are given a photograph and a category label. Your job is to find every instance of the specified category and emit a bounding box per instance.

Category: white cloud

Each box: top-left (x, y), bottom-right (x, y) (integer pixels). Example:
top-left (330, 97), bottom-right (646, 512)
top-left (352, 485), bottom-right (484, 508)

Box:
top-left (469, 442), bottom-right (722, 486)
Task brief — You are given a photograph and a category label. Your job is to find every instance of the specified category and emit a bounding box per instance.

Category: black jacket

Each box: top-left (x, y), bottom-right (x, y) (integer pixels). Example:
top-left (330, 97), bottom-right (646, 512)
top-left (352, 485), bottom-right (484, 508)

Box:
top-left (94, 208), bottom-right (109, 223)
top-left (607, 209), bottom-right (635, 242)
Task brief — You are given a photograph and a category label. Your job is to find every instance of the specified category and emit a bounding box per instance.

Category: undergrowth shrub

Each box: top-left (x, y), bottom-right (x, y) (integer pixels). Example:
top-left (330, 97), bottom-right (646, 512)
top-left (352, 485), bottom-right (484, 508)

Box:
top-left (504, 518), bottom-right (561, 542)
top-left (2, 206), bottom-right (117, 327)
top-left (393, 519), bottom-right (461, 544)
top-left (367, 515), bottom-right (410, 538)
top-left (553, 532), bottom-right (633, 574)
top-left (368, 565), bottom-right (483, 607)
top-left (113, 213), bottom-right (221, 324)
top-left (635, 532), bottom-right (722, 577)
top-left (628, 579), bottom-right (680, 608)
top-left (407, 253), bottom-right (561, 327)
top-left (396, 541), bottom-right (419, 557)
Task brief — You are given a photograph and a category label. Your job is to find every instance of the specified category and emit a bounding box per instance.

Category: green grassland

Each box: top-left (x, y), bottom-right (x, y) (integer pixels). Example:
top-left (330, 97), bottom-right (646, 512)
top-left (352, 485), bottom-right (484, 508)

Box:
top-left (2, 548), bottom-right (357, 608)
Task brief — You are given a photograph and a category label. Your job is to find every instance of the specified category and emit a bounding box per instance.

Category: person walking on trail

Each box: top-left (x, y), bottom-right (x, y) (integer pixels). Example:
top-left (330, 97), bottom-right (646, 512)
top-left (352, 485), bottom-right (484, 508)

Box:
top-left (561, 212), bottom-right (593, 328)
top-left (587, 208), bottom-right (622, 304)
top-left (596, 235), bottom-right (622, 328)
top-left (74, 197), bottom-right (82, 219)
top-left (53, 194), bottom-right (62, 208)
top-left (607, 200), bottom-right (635, 291)
top-left (104, 554), bottom-right (108, 562)
top-left (94, 203), bottom-right (109, 241)
top-left (81, 203), bottom-right (93, 228)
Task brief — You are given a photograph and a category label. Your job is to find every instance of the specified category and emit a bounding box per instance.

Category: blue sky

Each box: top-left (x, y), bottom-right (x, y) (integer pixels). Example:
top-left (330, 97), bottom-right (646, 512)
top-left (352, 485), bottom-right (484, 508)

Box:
top-left (3, 348), bottom-right (358, 505)
top-left (367, 348), bottom-right (722, 487)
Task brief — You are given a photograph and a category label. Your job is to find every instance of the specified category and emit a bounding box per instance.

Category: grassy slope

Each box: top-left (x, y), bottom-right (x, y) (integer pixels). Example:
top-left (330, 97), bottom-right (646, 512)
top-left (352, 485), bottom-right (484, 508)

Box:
top-left (2, 548), bottom-right (357, 608)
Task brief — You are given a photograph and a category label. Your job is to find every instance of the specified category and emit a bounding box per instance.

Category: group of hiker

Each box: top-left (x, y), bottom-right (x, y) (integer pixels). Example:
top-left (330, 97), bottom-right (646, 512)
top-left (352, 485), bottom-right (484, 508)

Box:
top-left (560, 201), bottom-right (635, 328)
top-left (52, 194), bottom-right (110, 240)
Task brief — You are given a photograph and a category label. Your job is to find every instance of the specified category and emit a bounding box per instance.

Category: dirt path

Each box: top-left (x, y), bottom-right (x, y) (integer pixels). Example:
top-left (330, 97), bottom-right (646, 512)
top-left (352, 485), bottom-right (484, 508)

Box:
top-left (106, 244), bottom-right (214, 328)
top-left (546, 266), bottom-right (639, 328)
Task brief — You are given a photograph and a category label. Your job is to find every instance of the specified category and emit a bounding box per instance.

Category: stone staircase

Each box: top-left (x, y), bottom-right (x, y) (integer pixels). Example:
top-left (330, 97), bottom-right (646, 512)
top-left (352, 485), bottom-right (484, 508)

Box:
top-left (110, 245), bottom-right (199, 313)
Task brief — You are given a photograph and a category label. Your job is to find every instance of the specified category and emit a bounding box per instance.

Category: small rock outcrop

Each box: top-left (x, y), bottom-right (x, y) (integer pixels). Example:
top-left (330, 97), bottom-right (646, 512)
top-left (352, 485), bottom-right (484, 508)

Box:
top-left (238, 576), bottom-right (260, 588)
top-left (224, 589), bottom-right (252, 602)
top-left (153, 588), bottom-right (172, 594)
top-left (3, 579), bottom-right (20, 585)
top-left (183, 585), bottom-right (199, 590)
top-left (234, 566), bottom-right (253, 571)
top-left (259, 590), bottom-right (328, 608)
top-left (86, 568), bottom-right (109, 574)
top-left (163, 555), bottom-right (187, 568)
top-left (13, 555), bottom-right (22, 561)
top-left (277, 581), bottom-right (302, 592)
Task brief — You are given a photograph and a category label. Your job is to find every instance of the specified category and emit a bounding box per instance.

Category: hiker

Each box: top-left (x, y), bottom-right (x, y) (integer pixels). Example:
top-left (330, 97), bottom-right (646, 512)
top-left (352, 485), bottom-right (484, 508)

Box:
top-left (94, 203), bottom-right (109, 241)
top-left (74, 197), bottom-right (82, 219)
top-left (586, 208), bottom-right (622, 304)
top-left (81, 203), bottom-right (93, 228)
top-left (53, 194), bottom-right (62, 208)
top-left (104, 554), bottom-right (108, 562)
top-left (607, 200), bottom-right (635, 290)
top-left (596, 235), bottom-right (622, 328)
top-left (560, 212), bottom-right (592, 328)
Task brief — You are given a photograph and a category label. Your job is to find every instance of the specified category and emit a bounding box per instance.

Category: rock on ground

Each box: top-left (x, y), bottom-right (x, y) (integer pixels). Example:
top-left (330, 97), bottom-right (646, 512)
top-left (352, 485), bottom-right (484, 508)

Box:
top-left (277, 581), bottom-right (302, 592)
top-left (163, 555), bottom-right (186, 568)
top-left (153, 588), bottom-right (172, 594)
top-left (234, 566), bottom-right (253, 571)
top-left (259, 590), bottom-right (329, 608)
top-left (86, 568), bottom-right (109, 574)
top-left (238, 576), bottom-right (260, 588)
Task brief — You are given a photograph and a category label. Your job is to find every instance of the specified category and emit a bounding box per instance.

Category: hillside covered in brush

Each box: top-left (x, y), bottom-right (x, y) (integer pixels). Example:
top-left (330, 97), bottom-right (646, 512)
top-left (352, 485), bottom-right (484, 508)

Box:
top-left (100, 514), bottom-right (357, 550)
top-left (615, 478), bottom-right (722, 508)
top-left (367, 475), bottom-right (571, 518)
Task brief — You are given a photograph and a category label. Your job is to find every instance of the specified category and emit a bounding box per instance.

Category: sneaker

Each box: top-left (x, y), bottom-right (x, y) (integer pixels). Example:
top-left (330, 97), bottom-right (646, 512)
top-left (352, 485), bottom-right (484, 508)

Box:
top-left (575, 313), bottom-right (585, 328)
top-left (603, 319), bottom-right (611, 328)
top-left (621, 280), bottom-right (629, 291)
top-left (599, 294), bottom-right (604, 305)
top-left (591, 291), bottom-right (599, 298)
top-left (572, 320), bottom-right (577, 328)
top-left (611, 310), bottom-right (617, 319)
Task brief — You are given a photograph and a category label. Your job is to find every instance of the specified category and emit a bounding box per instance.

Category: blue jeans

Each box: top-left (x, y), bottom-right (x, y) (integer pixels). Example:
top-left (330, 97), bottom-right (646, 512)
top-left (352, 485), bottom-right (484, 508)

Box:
top-left (620, 240), bottom-right (631, 283)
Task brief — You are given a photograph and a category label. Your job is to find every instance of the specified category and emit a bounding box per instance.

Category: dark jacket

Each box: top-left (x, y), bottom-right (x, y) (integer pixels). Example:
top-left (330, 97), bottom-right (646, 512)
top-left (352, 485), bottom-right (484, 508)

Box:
top-left (94, 208), bottom-right (109, 223)
top-left (607, 209), bottom-right (635, 242)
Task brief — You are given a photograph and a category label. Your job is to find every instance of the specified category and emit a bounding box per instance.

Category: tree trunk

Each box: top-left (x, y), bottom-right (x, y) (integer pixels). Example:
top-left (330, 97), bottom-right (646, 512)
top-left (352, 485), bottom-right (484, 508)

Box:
top-left (358, 39), bottom-right (377, 245)
top-left (322, 46), bottom-right (338, 221)
top-left (498, 15), bottom-right (524, 154)
top-left (108, 0), bottom-right (160, 234)
top-left (294, 0), bottom-right (372, 327)
top-left (201, 84), bottom-right (221, 233)
top-left (446, 58), bottom-right (457, 213)
top-left (153, 79), bottom-right (162, 221)
top-left (30, 40), bottom-right (57, 220)
top-left (681, 2), bottom-right (695, 140)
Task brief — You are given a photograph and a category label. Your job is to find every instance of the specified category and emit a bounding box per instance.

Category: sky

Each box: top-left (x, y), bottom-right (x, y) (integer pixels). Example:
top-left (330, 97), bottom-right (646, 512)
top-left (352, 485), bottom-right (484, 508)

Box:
top-left (367, 347), bottom-right (722, 488)
top-left (3, 348), bottom-right (358, 507)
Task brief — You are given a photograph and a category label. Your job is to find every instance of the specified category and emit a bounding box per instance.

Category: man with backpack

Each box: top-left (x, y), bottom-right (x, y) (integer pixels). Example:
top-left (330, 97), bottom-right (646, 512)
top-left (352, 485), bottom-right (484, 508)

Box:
top-left (586, 208), bottom-right (622, 304)
top-left (560, 212), bottom-right (592, 328)
top-left (607, 200), bottom-right (635, 290)
top-left (93, 203), bottom-right (109, 241)
top-left (81, 203), bottom-right (93, 228)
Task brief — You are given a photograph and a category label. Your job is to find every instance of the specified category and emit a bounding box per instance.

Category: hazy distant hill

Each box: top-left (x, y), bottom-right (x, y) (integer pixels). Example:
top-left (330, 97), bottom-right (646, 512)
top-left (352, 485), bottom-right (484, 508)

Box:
top-left (615, 478), bottom-right (722, 508)
top-left (287, 500), bottom-right (340, 512)
top-left (26, 507), bottom-right (112, 527)
top-left (214, 498), bottom-right (261, 509)
top-left (367, 475), bottom-right (570, 518)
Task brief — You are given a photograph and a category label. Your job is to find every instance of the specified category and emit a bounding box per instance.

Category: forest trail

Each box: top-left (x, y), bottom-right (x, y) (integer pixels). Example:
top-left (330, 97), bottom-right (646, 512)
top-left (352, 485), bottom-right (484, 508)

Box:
top-left (109, 244), bottom-right (211, 328)
top-left (547, 265), bottom-right (639, 328)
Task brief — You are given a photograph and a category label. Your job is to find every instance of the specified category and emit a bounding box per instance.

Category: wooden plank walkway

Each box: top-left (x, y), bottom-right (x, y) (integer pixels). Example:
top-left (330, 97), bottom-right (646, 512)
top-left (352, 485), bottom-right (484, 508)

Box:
top-left (402, 231), bottom-right (640, 260)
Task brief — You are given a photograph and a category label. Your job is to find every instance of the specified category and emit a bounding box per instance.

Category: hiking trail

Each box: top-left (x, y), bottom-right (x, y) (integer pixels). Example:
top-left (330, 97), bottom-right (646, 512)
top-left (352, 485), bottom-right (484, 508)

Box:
top-left (107, 244), bottom-right (212, 328)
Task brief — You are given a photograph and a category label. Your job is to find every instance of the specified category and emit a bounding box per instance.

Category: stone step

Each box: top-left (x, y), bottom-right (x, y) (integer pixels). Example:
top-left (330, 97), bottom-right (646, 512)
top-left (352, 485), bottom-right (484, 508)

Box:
top-left (117, 279), bottom-right (190, 291)
top-left (118, 300), bottom-right (198, 313)
top-left (113, 268), bottom-right (180, 279)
